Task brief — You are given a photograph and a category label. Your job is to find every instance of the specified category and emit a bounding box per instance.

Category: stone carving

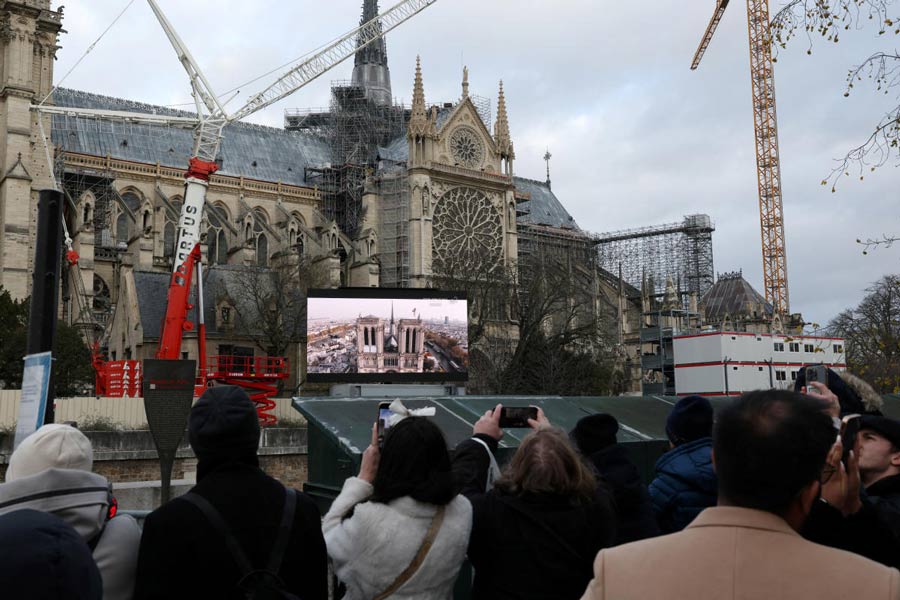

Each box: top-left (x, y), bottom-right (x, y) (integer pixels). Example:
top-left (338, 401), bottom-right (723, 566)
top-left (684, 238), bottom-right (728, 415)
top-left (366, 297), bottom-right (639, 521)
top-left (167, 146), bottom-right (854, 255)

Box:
top-left (449, 126), bottom-right (485, 169)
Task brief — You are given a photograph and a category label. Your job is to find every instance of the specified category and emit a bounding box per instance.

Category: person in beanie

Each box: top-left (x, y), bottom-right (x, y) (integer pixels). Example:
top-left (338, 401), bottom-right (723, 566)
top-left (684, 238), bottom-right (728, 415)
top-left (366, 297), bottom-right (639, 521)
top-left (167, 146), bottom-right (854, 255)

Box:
top-left (570, 414), bottom-right (659, 544)
top-left (0, 424), bottom-right (140, 600)
top-left (803, 415), bottom-right (900, 567)
top-left (647, 395), bottom-right (717, 533)
top-left (134, 385), bottom-right (327, 600)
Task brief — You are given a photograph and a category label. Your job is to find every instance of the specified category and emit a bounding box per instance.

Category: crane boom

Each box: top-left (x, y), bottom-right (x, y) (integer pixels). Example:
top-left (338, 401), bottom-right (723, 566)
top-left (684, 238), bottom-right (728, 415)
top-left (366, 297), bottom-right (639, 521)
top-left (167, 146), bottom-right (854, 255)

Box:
top-left (691, 0), bottom-right (730, 70)
top-left (230, 0), bottom-right (439, 122)
top-left (141, 0), bottom-right (441, 364)
top-left (691, 0), bottom-right (790, 315)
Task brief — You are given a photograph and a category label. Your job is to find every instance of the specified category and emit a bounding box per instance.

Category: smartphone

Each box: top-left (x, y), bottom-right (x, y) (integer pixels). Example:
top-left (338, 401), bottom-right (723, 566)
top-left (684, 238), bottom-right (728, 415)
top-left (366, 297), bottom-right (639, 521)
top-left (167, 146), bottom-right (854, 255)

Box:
top-left (805, 365), bottom-right (828, 391)
top-left (840, 414), bottom-right (861, 465)
top-left (377, 402), bottom-right (392, 449)
top-left (499, 406), bottom-right (538, 428)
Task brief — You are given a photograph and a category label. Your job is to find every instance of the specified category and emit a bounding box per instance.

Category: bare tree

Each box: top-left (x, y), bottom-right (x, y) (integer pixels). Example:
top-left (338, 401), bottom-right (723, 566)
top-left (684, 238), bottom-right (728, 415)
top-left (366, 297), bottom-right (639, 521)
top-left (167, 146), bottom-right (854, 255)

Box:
top-left (828, 274), bottom-right (900, 393)
top-left (772, 0), bottom-right (900, 189)
top-left (229, 254), bottom-right (328, 359)
top-left (435, 238), bottom-right (620, 395)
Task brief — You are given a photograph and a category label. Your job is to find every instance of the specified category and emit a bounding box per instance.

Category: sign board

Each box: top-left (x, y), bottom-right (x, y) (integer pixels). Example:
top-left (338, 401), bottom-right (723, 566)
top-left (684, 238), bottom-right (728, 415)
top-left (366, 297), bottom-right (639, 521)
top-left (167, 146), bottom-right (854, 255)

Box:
top-left (14, 352), bottom-right (53, 450)
top-left (143, 359), bottom-right (196, 505)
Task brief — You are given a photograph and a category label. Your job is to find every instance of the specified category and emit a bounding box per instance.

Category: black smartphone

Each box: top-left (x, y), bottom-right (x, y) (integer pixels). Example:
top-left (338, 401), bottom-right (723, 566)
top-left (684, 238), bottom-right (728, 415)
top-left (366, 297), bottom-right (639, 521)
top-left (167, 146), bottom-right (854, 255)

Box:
top-left (499, 406), bottom-right (538, 428)
top-left (377, 402), bottom-right (392, 449)
top-left (805, 364), bottom-right (828, 390)
top-left (841, 414), bottom-right (861, 465)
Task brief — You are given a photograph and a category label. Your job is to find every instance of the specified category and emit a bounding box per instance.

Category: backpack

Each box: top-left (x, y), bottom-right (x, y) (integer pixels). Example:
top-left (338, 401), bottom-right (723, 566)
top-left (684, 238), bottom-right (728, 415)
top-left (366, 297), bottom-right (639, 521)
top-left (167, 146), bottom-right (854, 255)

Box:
top-left (180, 487), bottom-right (300, 600)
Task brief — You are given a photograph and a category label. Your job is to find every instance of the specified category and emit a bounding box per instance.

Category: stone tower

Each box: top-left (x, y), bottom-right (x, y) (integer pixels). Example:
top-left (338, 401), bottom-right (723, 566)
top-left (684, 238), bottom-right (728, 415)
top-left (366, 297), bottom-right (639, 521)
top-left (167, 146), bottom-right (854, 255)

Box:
top-left (0, 0), bottom-right (64, 299)
top-left (351, 0), bottom-right (392, 106)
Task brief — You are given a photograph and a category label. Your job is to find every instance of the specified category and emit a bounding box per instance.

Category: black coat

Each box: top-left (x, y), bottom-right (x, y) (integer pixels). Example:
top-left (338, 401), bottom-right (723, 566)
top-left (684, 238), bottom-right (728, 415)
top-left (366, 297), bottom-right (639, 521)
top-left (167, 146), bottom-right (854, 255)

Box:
top-left (586, 445), bottom-right (660, 545)
top-left (803, 473), bottom-right (900, 568)
top-left (134, 460), bottom-right (328, 600)
top-left (453, 436), bottom-right (616, 600)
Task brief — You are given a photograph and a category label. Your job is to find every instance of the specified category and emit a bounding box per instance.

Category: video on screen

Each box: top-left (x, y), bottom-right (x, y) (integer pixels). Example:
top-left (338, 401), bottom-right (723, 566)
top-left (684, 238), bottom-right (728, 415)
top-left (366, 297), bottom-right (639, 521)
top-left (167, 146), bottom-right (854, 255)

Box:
top-left (306, 293), bottom-right (468, 382)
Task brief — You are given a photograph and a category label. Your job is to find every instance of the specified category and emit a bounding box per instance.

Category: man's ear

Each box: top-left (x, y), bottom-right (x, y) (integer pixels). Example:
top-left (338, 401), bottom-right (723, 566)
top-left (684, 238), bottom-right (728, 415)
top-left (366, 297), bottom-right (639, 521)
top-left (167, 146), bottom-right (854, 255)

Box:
top-left (890, 448), bottom-right (900, 468)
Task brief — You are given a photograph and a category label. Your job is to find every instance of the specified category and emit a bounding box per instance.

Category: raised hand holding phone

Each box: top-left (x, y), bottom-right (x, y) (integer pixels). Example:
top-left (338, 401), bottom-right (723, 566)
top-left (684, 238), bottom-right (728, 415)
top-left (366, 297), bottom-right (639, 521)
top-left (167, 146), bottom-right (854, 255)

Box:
top-left (359, 422), bottom-right (381, 483)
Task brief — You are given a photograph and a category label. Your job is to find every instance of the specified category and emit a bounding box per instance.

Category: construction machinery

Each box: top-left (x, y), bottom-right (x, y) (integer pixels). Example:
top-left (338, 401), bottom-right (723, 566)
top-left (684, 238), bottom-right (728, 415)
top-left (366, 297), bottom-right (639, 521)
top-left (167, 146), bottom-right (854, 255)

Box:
top-left (691, 0), bottom-right (790, 316)
top-left (37, 0), bottom-right (440, 422)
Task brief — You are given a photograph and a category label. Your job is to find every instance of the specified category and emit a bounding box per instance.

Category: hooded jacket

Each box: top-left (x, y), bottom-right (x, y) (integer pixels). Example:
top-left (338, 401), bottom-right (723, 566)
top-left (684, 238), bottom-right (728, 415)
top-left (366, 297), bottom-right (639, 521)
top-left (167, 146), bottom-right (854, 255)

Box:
top-left (648, 437), bottom-right (718, 533)
top-left (0, 468), bottom-right (140, 600)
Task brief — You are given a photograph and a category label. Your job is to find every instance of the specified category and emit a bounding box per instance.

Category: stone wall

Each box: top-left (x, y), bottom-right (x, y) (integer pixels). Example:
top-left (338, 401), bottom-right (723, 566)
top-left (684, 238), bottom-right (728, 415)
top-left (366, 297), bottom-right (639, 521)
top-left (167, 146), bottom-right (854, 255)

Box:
top-left (0, 428), bottom-right (309, 491)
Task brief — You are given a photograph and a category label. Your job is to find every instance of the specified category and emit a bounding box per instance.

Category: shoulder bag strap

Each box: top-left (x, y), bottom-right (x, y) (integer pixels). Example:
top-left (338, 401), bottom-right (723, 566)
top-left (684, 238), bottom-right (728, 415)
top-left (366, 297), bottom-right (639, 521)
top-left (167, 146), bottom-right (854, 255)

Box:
top-left (180, 492), bottom-right (255, 577)
top-left (372, 504), bottom-right (446, 600)
top-left (266, 487), bottom-right (297, 574)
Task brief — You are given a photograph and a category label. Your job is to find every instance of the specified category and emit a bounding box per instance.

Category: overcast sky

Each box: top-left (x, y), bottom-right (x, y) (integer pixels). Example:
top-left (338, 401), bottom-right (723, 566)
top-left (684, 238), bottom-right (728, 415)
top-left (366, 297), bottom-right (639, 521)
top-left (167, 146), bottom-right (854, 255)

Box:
top-left (56, 0), bottom-right (898, 327)
top-left (308, 298), bottom-right (468, 322)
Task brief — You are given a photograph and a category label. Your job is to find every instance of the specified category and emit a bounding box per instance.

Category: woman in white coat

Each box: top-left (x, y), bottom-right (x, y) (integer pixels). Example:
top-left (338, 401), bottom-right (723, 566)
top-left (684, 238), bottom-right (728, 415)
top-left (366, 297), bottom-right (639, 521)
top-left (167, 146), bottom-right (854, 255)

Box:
top-left (323, 416), bottom-right (472, 600)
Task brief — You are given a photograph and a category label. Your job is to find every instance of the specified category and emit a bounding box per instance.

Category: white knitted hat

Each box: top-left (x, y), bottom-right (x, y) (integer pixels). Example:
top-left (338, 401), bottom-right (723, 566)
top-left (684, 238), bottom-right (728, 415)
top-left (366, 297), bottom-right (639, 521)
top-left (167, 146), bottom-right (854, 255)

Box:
top-left (6, 424), bottom-right (94, 481)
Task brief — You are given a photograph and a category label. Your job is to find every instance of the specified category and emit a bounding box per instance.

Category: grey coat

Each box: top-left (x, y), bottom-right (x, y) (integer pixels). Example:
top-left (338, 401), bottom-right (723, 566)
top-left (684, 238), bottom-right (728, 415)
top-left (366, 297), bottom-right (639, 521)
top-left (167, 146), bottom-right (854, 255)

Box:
top-left (0, 467), bottom-right (141, 600)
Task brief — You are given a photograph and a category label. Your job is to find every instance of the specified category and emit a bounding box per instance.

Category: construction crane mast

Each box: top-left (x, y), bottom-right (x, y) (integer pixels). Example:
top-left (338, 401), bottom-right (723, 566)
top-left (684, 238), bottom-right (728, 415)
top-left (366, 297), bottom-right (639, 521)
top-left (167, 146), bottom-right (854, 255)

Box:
top-left (692, 0), bottom-right (790, 316)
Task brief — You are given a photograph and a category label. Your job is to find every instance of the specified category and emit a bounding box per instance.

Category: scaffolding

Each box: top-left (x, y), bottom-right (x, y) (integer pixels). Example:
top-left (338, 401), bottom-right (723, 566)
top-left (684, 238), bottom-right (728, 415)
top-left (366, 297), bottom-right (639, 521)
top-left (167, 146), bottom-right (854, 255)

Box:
top-left (289, 80), bottom-right (408, 237)
top-left (374, 163), bottom-right (410, 288)
top-left (595, 214), bottom-right (715, 302)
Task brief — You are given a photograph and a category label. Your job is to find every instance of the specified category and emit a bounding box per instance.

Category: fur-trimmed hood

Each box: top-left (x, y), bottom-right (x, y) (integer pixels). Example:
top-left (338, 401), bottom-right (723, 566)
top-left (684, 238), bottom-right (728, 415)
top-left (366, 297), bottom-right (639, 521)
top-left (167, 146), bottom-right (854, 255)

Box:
top-left (842, 371), bottom-right (884, 413)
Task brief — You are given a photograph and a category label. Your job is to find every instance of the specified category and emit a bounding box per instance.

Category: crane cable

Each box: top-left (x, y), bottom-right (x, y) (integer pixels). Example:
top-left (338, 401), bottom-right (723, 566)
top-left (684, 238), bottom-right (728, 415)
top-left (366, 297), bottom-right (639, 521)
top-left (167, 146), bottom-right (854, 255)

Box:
top-left (39, 0), bottom-right (138, 107)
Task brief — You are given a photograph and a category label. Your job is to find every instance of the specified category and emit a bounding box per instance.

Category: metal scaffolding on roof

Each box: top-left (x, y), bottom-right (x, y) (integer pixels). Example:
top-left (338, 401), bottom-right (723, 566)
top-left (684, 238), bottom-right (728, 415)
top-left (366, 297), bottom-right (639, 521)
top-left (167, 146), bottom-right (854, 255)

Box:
top-left (289, 80), bottom-right (409, 237)
top-left (595, 214), bottom-right (715, 301)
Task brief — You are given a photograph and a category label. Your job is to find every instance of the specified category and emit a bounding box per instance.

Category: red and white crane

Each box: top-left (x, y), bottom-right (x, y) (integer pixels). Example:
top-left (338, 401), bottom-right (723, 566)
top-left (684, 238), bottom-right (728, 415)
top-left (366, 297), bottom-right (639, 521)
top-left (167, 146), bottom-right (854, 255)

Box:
top-left (36, 0), bottom-right (440, 421)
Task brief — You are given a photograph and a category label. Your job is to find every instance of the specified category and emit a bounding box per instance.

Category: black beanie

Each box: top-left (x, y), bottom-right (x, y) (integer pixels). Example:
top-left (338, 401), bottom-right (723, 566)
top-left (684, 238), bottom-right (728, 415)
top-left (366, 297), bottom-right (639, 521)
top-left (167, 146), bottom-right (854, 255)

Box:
top-left (570, 414), bottom-right (619, 456)
top-left (189, 385), bottom-right (260, 461)
top-left (666, 395), bottom-right (713, 445)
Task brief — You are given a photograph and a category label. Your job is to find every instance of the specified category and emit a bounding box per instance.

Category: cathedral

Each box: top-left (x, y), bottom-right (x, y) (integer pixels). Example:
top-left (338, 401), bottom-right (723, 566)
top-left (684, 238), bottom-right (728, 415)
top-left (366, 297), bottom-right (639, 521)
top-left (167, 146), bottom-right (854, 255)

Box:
top-left (0, 0), bottom-right (649, 392)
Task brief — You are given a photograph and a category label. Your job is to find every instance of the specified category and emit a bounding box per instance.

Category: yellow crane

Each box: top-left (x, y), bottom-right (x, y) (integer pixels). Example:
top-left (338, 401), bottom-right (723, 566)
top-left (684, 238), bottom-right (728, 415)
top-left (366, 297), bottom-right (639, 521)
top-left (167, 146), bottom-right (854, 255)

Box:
top-left (692, 0), bottom-right (790, 316)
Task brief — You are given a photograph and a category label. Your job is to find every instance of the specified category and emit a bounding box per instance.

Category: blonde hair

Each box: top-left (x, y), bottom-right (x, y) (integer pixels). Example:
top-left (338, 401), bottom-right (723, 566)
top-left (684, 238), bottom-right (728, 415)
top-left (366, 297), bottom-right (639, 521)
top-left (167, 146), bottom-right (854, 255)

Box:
top-left (494, 427), bottom-right (597, 504)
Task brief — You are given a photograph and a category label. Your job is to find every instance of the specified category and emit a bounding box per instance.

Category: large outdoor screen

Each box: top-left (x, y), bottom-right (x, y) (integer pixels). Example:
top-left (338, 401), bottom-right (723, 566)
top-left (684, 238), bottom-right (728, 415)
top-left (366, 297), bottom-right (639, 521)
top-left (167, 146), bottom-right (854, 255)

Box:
top-left (306, 288), bottom-right (469, 383)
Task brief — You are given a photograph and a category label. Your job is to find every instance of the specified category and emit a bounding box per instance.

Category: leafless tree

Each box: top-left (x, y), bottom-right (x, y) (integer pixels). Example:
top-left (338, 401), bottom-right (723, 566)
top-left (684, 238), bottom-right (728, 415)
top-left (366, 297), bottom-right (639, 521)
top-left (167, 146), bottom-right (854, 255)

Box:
top-left (828, 274), bottom-right (900, 393)
top-left (230, 254), bottom-right (329, 359)
top-left (772, 0), bottom-right (900, 189)
top-left (435, 238), bottom-right (621, 395)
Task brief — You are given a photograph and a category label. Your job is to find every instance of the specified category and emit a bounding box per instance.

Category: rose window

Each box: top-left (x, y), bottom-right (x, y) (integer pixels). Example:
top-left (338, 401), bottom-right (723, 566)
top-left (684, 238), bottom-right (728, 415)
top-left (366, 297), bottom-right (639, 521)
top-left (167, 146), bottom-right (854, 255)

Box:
top-left (449, 126), bottom-right (485, 169)
top-left (432, 187), bottom-right (503, 274)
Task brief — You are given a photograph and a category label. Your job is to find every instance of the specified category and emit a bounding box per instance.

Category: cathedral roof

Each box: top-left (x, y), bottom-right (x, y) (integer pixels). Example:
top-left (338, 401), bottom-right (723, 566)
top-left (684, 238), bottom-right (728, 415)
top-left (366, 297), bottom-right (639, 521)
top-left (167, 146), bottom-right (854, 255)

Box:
top-left (51, 88), bottom-right (330, 187)
top-left (133, 266), bottom-right (305, 340)
top-left (700, 271), bottom-right (773, 322)
top-left (514, 177), bottom-right (580, 230)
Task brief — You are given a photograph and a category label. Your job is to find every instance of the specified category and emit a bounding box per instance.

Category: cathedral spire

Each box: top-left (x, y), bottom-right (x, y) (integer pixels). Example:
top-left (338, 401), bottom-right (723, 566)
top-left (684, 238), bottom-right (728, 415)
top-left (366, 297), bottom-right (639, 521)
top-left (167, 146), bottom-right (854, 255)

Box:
top-left (494, 80), bottom-right (515, 175)
top-left (409, 56), bottom-right (429, 135)
top-left (352, 0), bottom-right (393, 106)
top-left (494, 80), bottom-right (510, 147)
top-left (462, 66), bottom-right (470, 99)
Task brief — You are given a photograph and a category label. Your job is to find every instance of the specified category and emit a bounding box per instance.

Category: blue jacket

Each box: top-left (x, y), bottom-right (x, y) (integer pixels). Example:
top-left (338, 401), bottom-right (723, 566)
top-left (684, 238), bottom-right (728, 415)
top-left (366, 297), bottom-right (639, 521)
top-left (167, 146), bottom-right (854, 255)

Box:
top-left (648, 437), bottom-right (717, 533)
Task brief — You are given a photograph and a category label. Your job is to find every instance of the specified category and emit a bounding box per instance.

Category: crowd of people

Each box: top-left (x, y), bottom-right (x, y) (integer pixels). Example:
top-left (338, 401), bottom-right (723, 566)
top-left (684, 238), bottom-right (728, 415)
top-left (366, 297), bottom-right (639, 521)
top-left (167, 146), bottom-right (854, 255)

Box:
top-left (1, 369), bottom-right (899, 599)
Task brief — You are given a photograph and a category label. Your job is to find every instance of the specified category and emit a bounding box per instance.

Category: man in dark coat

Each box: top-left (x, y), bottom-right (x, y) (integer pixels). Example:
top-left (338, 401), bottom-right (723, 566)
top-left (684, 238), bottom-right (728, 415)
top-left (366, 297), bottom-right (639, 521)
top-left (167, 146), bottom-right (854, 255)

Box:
top-left (804, 415), bottom-right (900, 567)
top-left (135, 386), bottom-right (327, 600)
top-left (0, 509), bottom-right (103, 600)
top-left (648, 395), bottom-right (718, 533)
top-left (570, 414), bottom-right (660, 544)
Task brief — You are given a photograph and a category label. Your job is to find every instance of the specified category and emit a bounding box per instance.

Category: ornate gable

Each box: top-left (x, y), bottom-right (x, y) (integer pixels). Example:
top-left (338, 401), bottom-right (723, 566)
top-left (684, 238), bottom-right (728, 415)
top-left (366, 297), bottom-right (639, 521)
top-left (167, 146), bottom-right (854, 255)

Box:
top-left (436, 97), bottom-right (501, 174)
